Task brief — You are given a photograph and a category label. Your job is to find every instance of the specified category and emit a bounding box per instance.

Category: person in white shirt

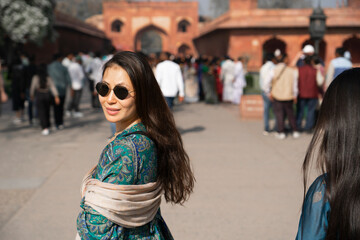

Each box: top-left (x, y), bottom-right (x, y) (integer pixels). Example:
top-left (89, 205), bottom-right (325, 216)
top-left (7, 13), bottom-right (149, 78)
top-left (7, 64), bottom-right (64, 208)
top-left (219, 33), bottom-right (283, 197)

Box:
top-left (87, 52), bottom-right (103, 108)
top-left (67, 56), bottom-right (85, 117)
top-left (232, 57), bottom-right (247, 104)
top-left (62, 53), bottom-right (74, 69)
top-left (220, 57), bottom-right (235, 103)
top-left (259, 53), bottom-right (277, 135)
top-left (155, 52), bottom-right (184, 109)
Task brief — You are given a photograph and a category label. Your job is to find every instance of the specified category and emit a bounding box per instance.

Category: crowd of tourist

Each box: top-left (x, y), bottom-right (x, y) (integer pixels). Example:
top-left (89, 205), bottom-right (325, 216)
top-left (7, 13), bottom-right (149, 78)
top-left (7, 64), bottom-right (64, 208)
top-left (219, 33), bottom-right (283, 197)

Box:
top-left (0, 50), bottom-right (248, 136)
top-left (0, 44), bottom-right (353, 138)
top-left (259, 44), bottom-right (352, 140)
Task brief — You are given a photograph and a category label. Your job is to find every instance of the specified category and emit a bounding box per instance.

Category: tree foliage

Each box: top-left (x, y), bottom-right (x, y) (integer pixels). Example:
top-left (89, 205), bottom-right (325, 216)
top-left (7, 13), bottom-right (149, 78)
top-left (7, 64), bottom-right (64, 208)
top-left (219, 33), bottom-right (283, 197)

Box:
top-left (0, 0), bottom-right (56, 44)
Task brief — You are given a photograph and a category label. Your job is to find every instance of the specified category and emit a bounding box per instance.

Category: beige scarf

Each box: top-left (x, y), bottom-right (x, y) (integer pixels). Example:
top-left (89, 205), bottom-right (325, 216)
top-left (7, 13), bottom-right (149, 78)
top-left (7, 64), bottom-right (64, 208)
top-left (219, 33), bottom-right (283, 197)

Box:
top-left (80, 165), bottom-right (162, 228)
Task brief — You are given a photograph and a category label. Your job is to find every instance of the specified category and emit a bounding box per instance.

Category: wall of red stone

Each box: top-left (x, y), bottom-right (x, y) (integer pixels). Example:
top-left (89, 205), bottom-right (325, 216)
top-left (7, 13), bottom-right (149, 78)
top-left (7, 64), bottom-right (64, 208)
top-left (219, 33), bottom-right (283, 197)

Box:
top-left (103, 1), bottom-right (198, 55)
top-left (196, 27), bottom-right (360, 71)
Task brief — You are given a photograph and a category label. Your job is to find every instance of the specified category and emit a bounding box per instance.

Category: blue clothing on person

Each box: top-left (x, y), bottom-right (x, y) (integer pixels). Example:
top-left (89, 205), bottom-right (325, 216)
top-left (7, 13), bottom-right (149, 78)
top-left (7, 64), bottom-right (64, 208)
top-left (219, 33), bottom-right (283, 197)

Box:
top-left (325, 57), bottom-right (352, 88)
top-left (296, 174), bottom-right (330, 240)
top-left (331, 57), bottom-right (352, 79)
top-left (47, 61), bottom-right (71, 97)
top-left (261, 91), bottom-right (273, 132)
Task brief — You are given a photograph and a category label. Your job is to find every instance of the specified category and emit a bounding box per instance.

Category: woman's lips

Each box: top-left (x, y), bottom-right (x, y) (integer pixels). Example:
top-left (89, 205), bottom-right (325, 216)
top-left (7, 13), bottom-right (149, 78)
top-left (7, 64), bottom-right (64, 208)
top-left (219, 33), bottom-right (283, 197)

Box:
top-left (105, 107), bottom-right (120, 116)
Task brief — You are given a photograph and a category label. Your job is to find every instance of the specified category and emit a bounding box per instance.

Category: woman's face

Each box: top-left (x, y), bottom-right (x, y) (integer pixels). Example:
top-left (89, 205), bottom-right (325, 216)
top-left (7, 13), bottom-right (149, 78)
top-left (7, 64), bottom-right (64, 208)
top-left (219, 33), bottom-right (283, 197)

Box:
top-left (99, 65), bottom-right (139, 128)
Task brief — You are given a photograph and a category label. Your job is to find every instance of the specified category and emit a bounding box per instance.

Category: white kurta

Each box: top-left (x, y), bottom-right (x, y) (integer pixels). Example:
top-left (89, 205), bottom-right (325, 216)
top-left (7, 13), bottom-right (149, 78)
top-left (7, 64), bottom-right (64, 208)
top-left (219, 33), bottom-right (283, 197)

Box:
top-left (232, 61), bottom-right (247, 104)
top-left (155, 60), bottom-right (184, 98)
top-left (220, 59), bottom-right (235, 102)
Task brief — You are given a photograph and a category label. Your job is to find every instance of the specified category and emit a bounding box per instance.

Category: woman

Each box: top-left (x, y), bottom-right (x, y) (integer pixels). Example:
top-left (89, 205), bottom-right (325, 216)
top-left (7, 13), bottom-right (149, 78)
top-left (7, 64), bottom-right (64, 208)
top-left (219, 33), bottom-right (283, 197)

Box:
top-left (30, 64), bottom-right (60, 135)
top-left (296, 68), bottom-right (360, 239)
top-left (76, 51), bottom-right (195, 239)
top-left (268, 54), bottom-right (299, 139)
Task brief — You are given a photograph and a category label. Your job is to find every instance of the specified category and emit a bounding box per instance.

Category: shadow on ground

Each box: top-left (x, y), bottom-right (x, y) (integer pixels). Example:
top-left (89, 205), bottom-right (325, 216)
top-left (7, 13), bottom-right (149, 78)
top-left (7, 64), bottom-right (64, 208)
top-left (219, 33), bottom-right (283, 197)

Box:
top-left (177, 126), bottom-right (205, 135)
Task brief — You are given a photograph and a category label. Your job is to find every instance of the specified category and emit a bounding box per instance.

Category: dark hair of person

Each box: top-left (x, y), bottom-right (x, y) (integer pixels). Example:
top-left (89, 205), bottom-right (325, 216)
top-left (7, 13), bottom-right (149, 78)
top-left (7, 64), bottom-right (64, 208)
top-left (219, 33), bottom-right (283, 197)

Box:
top-left (312, 55), bottom-right (321, 65)
top-left (335, 47), bottom-right (345, 57)
top-left (264, 52), bottom-right (275, 62)
top-left (37, 64), bottom-right (48, 89)
top-left (53, 53), bottom-right (62, 61)
top-left (304, 55), bottom-right (312, 65)
top-left (302, 68), bottom-right (360, 239)
top-left (102, 51), bottom-right (195, 204)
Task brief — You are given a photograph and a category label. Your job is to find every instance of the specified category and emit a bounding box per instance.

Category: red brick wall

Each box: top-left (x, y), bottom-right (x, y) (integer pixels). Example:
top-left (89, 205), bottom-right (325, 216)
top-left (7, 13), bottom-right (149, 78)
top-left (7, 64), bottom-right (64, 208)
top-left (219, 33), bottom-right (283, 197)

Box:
top-left (195, 27), bottom-right (360, 71)
top-left (103, 1), bottom-right (198, 55)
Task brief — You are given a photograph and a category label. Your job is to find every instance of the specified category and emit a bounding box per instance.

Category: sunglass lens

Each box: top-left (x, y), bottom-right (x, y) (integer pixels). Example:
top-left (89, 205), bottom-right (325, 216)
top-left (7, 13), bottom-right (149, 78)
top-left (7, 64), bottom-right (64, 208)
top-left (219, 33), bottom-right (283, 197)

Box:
top-left (96, 82), bottom-right (109, 97)
top-left (114, 86), bottom-right (129, 100)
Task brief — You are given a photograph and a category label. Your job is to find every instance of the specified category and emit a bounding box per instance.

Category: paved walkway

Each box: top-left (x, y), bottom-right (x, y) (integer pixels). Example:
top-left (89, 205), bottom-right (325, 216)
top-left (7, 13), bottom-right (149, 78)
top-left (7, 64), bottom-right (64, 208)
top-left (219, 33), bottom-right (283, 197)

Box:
top-left (0, 100), bottom-right (313, 240)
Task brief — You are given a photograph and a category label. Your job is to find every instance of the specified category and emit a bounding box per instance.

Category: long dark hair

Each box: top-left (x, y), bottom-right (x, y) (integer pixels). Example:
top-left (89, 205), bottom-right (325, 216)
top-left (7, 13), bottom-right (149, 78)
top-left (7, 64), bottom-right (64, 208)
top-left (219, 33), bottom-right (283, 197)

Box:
top-left (103, 51), bottom-right (195, 204)
top-left (302, 68), bottom-right (360, 239)
top-left (37, 64), bottom-right (48, 89)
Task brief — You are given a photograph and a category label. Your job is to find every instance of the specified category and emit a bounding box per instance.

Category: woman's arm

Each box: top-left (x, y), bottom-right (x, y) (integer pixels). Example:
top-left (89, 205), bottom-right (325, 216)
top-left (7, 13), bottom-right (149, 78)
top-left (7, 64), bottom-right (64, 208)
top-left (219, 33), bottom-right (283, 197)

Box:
top-left (47, 77), bottom-right (60, 105)
top-left (296, 175), bottom-right (330, 240)
top-left (30, 76), bottom-right (39, 99)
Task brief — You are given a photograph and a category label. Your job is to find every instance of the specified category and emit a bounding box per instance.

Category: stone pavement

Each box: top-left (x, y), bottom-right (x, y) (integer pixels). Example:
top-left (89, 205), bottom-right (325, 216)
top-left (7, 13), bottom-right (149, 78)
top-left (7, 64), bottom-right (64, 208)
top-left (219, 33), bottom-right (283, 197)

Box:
top-left (0, 100), bottom-right (314, 240)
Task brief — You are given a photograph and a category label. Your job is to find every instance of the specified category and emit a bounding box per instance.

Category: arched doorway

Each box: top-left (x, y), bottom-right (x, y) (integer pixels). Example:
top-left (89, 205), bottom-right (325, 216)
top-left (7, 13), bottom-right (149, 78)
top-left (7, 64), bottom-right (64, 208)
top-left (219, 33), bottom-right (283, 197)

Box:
top-left (177, 19), bottom-right (191, 33)
top-left (111, 19), bottom-right (123, 33)
top-left (140, 30), bottom-right (162, 55)
top-left (134, 25), bottom-right (167, 55)
top-left (262, 37), bottom-right (286, 63)
top-left (178, 44), bottom-right (191, 55)
top-left (301, 39), bottom-right (326, 61)
top-left (343, 35), bottom-right (360, 64)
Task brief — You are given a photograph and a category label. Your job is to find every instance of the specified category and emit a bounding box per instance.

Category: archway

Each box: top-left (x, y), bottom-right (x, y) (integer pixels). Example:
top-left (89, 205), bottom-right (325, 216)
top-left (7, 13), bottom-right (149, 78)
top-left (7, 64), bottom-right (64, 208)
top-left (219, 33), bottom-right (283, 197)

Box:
top-left (343, 35), bottom-right (360, 64)
top-left (262, 37), bottom-right (286, 63)
top-left (178, 19), bottom-right (190, 33)
top-left (134, 25), bottom-right (168, 55)
top-left (178, 44), bottom-right (191, 55)
top-left (111, 19), bottom-right (123, 32)
top-left (301, 39), bottom-right (326, 61)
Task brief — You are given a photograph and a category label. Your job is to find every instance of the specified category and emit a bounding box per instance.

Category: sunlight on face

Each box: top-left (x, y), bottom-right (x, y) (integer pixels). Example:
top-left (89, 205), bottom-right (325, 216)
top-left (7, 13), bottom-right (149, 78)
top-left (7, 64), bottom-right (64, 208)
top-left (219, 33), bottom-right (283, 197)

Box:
top-left (99, 65), bottom-right (139, 130)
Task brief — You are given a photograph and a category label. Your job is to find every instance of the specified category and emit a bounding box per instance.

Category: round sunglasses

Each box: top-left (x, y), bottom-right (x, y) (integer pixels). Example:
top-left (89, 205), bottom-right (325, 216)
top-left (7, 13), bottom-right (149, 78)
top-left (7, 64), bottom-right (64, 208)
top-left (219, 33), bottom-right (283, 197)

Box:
top-left (96, 82), bottom-right (134, 100)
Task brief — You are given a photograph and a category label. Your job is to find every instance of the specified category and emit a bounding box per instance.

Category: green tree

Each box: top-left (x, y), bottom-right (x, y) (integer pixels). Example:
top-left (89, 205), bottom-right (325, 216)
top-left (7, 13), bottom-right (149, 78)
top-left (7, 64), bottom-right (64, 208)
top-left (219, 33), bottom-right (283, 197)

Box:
top-left (0, 0), bottom-right (56, 63)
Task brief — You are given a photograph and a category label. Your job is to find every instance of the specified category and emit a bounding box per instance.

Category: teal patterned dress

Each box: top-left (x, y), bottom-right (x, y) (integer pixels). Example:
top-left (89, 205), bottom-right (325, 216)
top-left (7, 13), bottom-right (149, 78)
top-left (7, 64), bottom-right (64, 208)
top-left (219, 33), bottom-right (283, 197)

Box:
top-left (77, 123), bottom-right (174, 240)
top-left (296, 174), bottom-right (330, 240)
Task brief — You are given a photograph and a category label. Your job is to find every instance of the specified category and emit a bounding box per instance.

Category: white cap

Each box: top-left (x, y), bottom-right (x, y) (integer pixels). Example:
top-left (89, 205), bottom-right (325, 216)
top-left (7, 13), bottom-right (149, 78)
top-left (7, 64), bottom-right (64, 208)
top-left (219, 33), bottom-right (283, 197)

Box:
top-left (344, 51), bottom-right (351, 60)
top-left (274, 49), bottom-right (281, 57)
top-left (303, 45), bottom-right (315, 54)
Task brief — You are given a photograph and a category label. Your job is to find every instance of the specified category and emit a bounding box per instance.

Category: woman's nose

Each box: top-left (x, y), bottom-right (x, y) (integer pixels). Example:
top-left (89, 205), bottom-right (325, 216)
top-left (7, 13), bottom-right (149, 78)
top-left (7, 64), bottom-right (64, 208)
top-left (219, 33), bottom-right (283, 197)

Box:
top-left (106, 90), bottom-right (117, 103)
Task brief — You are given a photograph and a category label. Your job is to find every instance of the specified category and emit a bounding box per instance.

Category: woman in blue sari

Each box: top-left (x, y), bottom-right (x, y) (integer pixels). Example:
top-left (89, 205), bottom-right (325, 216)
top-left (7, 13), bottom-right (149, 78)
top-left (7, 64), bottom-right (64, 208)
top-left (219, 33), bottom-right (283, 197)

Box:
top-left (296, 68), bottom-right (360, 240)
top-left (76, 51), bottom-right (195, 239)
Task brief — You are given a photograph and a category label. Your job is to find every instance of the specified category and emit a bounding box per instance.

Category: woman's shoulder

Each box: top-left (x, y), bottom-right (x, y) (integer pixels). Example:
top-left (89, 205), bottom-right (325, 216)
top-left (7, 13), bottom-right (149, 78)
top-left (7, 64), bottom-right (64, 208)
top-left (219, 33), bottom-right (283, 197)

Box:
top-left (109, 123), bottom-right (155, 157)
top-left (306, 174), bottom-right (327, 203)
top-left (98, 123), bottom-right (157, 184)
top-left (309, 174), bottom-right (327, 191)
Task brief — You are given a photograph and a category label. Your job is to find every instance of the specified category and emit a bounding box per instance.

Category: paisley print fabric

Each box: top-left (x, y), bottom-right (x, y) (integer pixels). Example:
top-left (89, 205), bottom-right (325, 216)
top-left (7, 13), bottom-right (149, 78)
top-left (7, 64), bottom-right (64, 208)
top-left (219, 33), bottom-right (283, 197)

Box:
top-left (77, 123), bottom-right (174, 240)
